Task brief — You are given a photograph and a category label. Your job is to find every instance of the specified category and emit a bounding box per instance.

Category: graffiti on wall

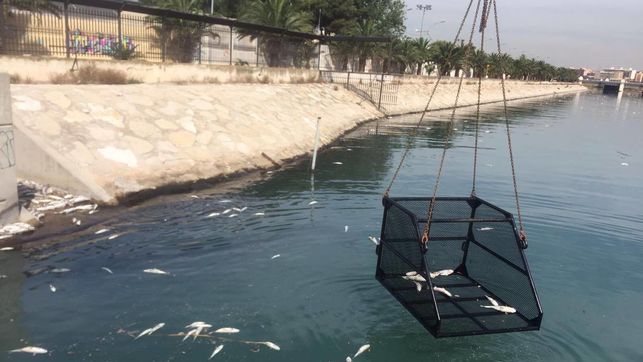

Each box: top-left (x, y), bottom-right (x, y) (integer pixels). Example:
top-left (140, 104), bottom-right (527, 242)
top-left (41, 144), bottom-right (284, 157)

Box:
top-left (68, 29), bottom-right (136, 55)
top-left (0, 129), bottom-right (16, 170)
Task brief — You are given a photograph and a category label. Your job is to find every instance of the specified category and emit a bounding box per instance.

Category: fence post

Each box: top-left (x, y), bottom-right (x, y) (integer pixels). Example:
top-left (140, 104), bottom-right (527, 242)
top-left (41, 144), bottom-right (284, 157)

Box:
top-left (198, 23), bottom-right (202, 64)
top-left (161, 17), bottom-right (166, 63)
top-left (377, 72), bottom-right (385, 110)
top-left (64, 0), bottom-right (70, 58)
top-left (229, 26), bottom-right (233, 66)
top-left (346, 71), bottom-right (350, 89)
top-left (317, 42), bottom-right (321, 70)
top-left (117, 7), bottom-right (122, 44)
top-left (255, 38), bottom-right (259, 66)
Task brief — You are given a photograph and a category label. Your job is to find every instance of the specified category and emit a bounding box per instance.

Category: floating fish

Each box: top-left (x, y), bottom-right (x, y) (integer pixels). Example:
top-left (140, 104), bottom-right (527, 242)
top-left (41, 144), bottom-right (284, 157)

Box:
top-left (346, 357), bottom-right (352, 362)
top-left (485, 295), bottom-right (499, 306)
top-left (333, 161), bottom-right (343, 165)
top-left (222, 209), bottom-right (231, 214)
top-left (481, 305), bottom-right (517, 314)
top-left (135, 323), bottom-right (165, 339)
top-left (219, 200), bottom-right (232, 203)
top-left (185, 321), bottom-right (212, 329)
top-left (95, 228), bottom-right (110, 235)
top-left (232, 207), bottom-right (248, 212)
top-left (0, 247), bottom-right (14, 251)
top-left (433, 286), bottom-right (452, 298)
top-left (308, 201), bottom-right (318, 205)
top-left (214, 327), bottom-right (239, 334)
top-left (209, 345), bottom-right (224, 359)
top-left (485, 130), bottom-right (491, 133)
top-left (206, 212), bottom-right (221, 218)
top-left (620, 162), bottom-right (629, 166)
top-left (190, 195), bottom-right (200, 199)
top-left (344, 225), bottom-right (349, 232)
top-left (9, 346), bottom-right (48, 355)
top-left (228, 214), bottom-right (238, 218)
top-left (182, 328), bottom-right (199, 341)
top-left (478, 227), bottom-right (494, 231)
top-left (0, 223), bottom-right (34, 235)
top-left (74, 219), bottom-right (82, 226)
top-left (51, 268), bottom-right (70, 273)
top-left (49, 284), bottom-right (56, 293)
top-left (405, 271), bottom-right (418, 276)
top-left (143, 268), bottom-right (169, 275)
top-left (101, 267), bottom-right (113, 274)
top-left (254, 212), bottom-right (265, 216)
top-left (0, 274), bottom-right (7, 279)
top-left (414, 281), bottom-right (422, 292)
top-left (403, 274), bottom-right (426, 283)
top-left (108, 234), bottom-right (120, 240)
top-left (69, 196), bottom-right (91, 205)
top-left (429, 269), bottom-right (454, 279)
top-left (259, 341), bottom-right (280, 351)
top-left (60, 204), bottom-right (95, 214)
top-left (271, 254), bottom-right (281, 260)
top-left (368, 236), bottom-right (380, 245)
top-left (354, 344), bottom-right (371, 358)
top-left (89, 209), bottom-right (99, 215)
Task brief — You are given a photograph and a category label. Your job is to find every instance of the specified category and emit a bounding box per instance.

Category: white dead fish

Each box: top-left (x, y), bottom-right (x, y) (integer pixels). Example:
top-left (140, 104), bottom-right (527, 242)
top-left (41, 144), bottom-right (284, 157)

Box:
top-left (143, 268), bottom-right (169, 275)
top-left (49, 284), bottom-right (56, 293)
top-left (258, 341), bottom-right (280, 351)
top-left (108, 234), bottom-right (120, 240)
top-left (182, 328), bottom-right (199, 341)
top-left (0, 222), bottom-right (35, 235)
top-left (214, 327), bottom-right (239, 334)
top-left (1, 247), bottom-right (14, 251)
top-left (344, 225), bottom-right (349, 232)
top-left (69, 196), bottom-right (91, 205)
top-left (36, 201), bottom-right (67, 212)
top-left (60, 204), bottom-right (95, 214)
top-left (185, 322), bottom-right (211, 329)
top-left (228, 214), bottom-right (238, 218)
top-left (403, 274), bottom-right (426, 283)
top-left (429, 269), bottom-right (454, 279)
top-left (51, 268), bottom-right (70, 273)
top-left (481, 305), bottom-right (517, 314)
top-left (74, 218), bottom-right (82, 226)
top-left (405, 271), bottom-right (418, 276)
top-left (308, 200), bottom-right (318, 205)
top-left (271, 254), bottom-right (281, 260)
top-left (206, 212), bottom-right (220, 218)
top-left (135, 323), bottom-right (165, 339)
top-left (620, 162), bottom-right (629, 166)
top-left (222, 209), bottom-right (231, 214)
top-left (49, 195), bottom-right (63, 200)
top-left (433, 286), bottom-right (452, 298)
top-left (368, 236), bottom-right (380, 245)
top-left (346, 357), bottom-right (352, 362)
top-left (478, 227), bottom-right (494, 231)
top-left (89, 209), bottom-right (99, 215)
top-left (9, 346), bottom-right (48, 355)
top-left (254, 212), bottom-right (265, 216)
top-left (414, 281), bottom-right (422, 292)
top-left (333, 161), bottom-right (343, 165)
top-left (209, 345), bottom-right (224, 359)
top-left (219, 199), bottom-right (232, 203)
top-left (485, 295), bottom-right (499, 306)
top-left (0, 274), bottom-right (7, 279)
top-left (95, 228), bottom-right (110, 235)
top-left (101, 267), bottom-right (113, 274)
top-left (354, 344), bottom-right (371, 358)
top-left (190, 195), bottom-right (200, 199)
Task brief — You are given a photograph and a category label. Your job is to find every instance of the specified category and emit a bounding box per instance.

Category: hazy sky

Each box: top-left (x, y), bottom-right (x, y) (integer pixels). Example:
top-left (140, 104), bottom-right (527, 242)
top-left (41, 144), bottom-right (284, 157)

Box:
top-left (403, 0), bottom-right (643, 71)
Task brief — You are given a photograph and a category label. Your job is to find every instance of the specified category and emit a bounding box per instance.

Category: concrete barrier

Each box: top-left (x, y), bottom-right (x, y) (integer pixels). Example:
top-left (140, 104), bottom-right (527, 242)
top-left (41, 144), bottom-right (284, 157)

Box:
top-left (0, 74), bottom-right (19, 225)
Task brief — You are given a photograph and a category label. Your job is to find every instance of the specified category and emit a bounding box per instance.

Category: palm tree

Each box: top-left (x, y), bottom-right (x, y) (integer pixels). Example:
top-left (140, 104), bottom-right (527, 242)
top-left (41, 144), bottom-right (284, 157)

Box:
top-left (487, 52), bottom-right (512, 79)
top-left (428, 40), bottom-right (462, 76)
top-left (413, 37), bottom-right (430, 75)
top-left (391, 37), bottom-right (416, 74)
top-left (468, 49), bottom-right (488, 78)
top-left (239, 0), bottom-right (312, 67)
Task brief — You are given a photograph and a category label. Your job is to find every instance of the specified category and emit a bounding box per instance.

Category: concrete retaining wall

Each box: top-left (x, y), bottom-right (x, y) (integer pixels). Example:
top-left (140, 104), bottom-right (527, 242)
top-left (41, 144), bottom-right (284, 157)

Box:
top-left (0, 74), bottom-right (19, 224)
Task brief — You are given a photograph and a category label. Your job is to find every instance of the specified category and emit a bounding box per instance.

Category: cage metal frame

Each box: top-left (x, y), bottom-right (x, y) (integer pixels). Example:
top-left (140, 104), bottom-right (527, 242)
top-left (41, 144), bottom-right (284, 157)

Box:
top-left (375, 196), bottom-right (543, 338)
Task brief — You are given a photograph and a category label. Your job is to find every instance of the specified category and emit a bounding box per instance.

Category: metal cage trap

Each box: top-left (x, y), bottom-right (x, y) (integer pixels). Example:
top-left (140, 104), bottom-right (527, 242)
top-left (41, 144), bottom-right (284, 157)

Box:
top-left (375, 196), bottom-right (542, 338)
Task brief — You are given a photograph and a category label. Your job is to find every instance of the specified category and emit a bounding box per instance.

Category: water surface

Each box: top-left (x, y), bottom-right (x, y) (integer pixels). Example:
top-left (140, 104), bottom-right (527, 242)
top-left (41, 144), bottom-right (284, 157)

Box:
top-left (1, 92), bottom-right (642, 361)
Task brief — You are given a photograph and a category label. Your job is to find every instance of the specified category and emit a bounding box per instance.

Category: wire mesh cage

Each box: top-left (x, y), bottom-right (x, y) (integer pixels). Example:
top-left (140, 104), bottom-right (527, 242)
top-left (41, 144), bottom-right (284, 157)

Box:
top-left (376, 196), bottom-right (542, 338)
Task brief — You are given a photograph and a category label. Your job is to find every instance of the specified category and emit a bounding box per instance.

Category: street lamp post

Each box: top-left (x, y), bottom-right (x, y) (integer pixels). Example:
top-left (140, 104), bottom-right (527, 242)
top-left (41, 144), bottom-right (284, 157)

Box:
top-left (417, 4), bottom-right (432, 37)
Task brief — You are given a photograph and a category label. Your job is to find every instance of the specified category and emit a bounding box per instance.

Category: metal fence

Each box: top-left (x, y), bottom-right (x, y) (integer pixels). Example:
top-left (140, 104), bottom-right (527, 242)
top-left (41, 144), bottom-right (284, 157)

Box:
top-left (320, 71), bottom-right (400, 111)
top-left (0, 0), bottom-right (390, 70)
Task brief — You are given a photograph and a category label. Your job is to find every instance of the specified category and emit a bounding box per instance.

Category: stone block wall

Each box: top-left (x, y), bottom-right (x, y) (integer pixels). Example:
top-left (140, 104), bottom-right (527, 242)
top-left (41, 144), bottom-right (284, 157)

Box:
top-left (0, 74), bottom-right (19, 224)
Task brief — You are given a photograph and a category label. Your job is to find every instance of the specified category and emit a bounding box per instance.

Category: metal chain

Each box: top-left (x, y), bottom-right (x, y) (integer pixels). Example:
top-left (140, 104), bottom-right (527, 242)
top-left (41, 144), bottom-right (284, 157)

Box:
top-left (472, 0), bottom-right (488, 196)
top-left (492, 0), bottom-right (527, 245)
top-left (383, 0), bottom-right (476, 197)
top-left (422, 0), bottom-right (483, 247)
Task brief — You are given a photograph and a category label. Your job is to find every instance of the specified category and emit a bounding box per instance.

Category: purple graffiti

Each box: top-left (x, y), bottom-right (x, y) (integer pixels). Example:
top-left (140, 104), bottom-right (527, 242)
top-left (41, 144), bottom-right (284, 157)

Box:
top-left (68, 29), bottom-right (135, 55)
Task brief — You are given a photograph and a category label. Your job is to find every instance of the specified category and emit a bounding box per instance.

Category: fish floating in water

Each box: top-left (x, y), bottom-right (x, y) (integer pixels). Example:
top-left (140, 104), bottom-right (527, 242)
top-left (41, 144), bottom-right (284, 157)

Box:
top-left (108, 234), bottom-right (120, 240)
top-left (271, 254), bottom-right (281, 260)
top-left (186, 321), bottom-right (211, 329)
top-left (433, 286), bottom-right (452, 298)
top-left (209, 345), bottom-right (224, 359)
top-left (214, 327), bottom-right (240, 334)
top-left (222, 209), bottom-right (231, 215)
top-left (49, 284), bottom-right (57, 293)
top-left (346, 357), bottom-right (352, 362)
top-left (258, 341), bottom-right (280, 351)
top-left (206, 212), bottom-right (220, 218)
top-left (51, 268), bottom-right (70, 274)
top-left (1, 247), bottom-right (15, 251)
top-left (405, 271), bottom-right (417, 276)
top-left (101, 267), bottom-right (113, 274)
top-left (333, 161), bottom-right (343, 165)
top-left (478, 227), bottom-right (494, 231)
top-left (354, 344), bottom-right (371, 358)
top-left (368, 236), bottom-right (380, 245)
top-left (344, 225), bottom-right (349, 232)
top-left (308, 200), bottom-right (318, 205)
top-left (183, 322), bottom-right (212, 341)
top-left (480, 295), bottom-right (516, 314)
top-left (228, 214), bottom-right (238, 218)
top-left (95, 228), bottom-right (110, 235)
top-left (190, 195), bottom-right (200, 199)
top-left (0, 275), bottom-right (7, 279)
top-left (620, 162), bottom-right (629, 166)
top-left (135, 323), bottom-right (165, 339)
top-left (414, 281), bottom-right (422, 292)
top-left (402, 274), bottom-right (426, 283)
top-left (9, 346), bottom-right (48, 355)
top-left (485, 295), bottom-right (499, 306)
top-left (60, 204), bottom-right (96, 214)
top-left (429, 269), bottom-right (454, 279)
top-left (232, 207), bottom-right (248, 212)
top-left (254, 212), bottom-right (265, 216)
top-left (143, 268), bottom-right (169, 275)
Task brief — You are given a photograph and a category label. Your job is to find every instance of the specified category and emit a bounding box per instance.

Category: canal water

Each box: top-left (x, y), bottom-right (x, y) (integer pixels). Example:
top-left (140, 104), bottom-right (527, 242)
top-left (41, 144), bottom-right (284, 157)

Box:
top-left (1, 92), bottom-right (642, 361)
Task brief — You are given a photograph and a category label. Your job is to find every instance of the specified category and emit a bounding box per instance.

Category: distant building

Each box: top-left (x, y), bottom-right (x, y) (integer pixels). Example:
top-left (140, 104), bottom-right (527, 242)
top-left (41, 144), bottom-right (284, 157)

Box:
top-left (635, 71), bottom-right (643, 83)
top-left (600, 67), bottom-right (637, 81)
top-left (578, 67), bottom-right (594, 78)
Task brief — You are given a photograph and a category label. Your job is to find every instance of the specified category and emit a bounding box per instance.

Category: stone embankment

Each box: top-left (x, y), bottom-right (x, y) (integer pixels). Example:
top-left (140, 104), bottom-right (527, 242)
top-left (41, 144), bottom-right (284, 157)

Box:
top-left (10, 81), bottom-right (585, 204)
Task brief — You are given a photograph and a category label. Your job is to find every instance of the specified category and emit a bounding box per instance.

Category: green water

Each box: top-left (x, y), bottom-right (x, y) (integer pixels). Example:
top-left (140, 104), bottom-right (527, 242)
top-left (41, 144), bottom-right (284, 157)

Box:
top-left (1, 92), bottom-right (642, 361)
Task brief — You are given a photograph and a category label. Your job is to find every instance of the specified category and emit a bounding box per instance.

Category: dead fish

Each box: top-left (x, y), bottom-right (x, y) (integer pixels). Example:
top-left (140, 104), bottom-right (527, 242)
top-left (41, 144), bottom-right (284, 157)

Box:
top-left (478, 227), bottom-right (494, 231)
top-left (69, 196), bottom-right (91, 204)
top-left (49, 284), bottom-right (56, 293)
top-left (9, 346), bottom-right (48, 355)
top-left (485, 295), bottom-right (499, 306)
top-left (621, 162), bottom-right (629, 166)
top-left (346, 357), bottom-right (352, 362)
top-left (190, 195), bottom-right (200, 199)
top-left (89, 209), bottom-right (99, 215)
top-left (219, 200), bottom-right (232, 203)
top-left (259, 341), bottom-right (280, 351)
top-left (0, 223), bottom-right (34, 235)
top-left (209, 345), bottom-right (224, 359)
top-left (143, 268), bottom-right (168, 275)
top-left (403, 274), bottom-right (426, 283)
top-left (60, 204), bottom-right (95, 214)
top-left (108, 234), bottom-right (120, 240)
top-left (206, 212), bottom-right (221, 218)
top-left (481, 305), bottom-right (517, 314)
top-left (74, 218), bottom-right (82, 226)
top-left (433, 286), bottom-right (452, 298)
top-left (271, 254), bottom-right (281, 260)
top-left (0, 274), bottom-right (7, 279)
top-left (308, 201), bottom-right (318, 205)
top-left (405, 271), bottom-right (418, 276)
top-left (368, 236), bottom-right (380, 245)
top-left (49, 195), bottom-right (63, 200)
top-left (95, 228), bottom-right (110, 235)
top-left (254, 212), bottom-right (265, 216)
top-left (414, 281), bottom-right (422, 292)
top-left (333, 161), bottom-right (343, 165)
top-left (354, 344), bottom-right (371, 358)
top-left (228, 214), bottom-right (238, 218)
top-left (214, 327), bottom-right (239, 334)
top-left (222, 209), bottom-right (231, 214)
top-left (182, 328), bottom-right (199, 341)
top-left (135, 323), bottom-right (165, 340)
top-left (51, 268), bottom-right (70, 273)
top-left (101, 267), bottom-right (113, 274)
top-left (344, 225), bottom-right (349, 232)
top-left (429, 269), bottom-right (454, 279)
top-left (185, 322), bottom-right (211, 329)
top-left (1, 247), bottom-right (14, 251)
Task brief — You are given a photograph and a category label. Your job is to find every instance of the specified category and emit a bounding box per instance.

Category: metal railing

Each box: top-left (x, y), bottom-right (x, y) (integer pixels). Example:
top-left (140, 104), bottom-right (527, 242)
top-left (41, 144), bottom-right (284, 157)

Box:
top-left (320, 71), bottom-right (401, 111)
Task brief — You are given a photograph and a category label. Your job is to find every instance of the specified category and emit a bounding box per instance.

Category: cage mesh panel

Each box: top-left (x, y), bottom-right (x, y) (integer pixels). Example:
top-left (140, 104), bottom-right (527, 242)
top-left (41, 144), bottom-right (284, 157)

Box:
top-left (376, 197), bottom-right (542, 337)
top-left (466, 242), bottom-right (540, 320)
